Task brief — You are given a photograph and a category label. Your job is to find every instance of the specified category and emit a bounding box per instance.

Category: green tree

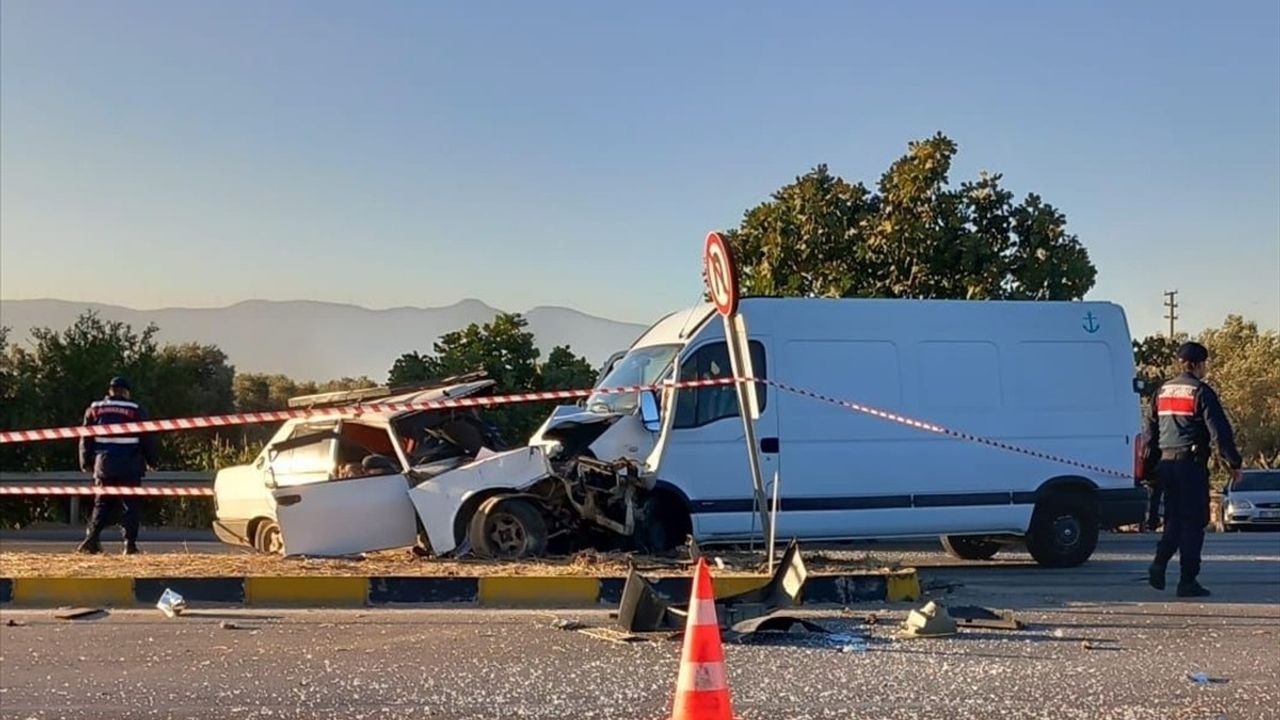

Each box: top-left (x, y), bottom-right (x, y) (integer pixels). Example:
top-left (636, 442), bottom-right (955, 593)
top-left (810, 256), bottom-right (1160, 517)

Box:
top-left (1199, 316), bottom-right (1280, 468)
top-left (387, 314), bottom-right (597, 444)
top-left (722, 133), bottom-right (1097, 301)
top-left (540, 345), bottom-right (598, 392)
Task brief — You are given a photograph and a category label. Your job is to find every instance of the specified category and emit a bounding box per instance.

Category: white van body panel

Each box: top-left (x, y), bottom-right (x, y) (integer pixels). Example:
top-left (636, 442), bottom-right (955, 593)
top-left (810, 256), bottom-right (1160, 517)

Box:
top-left (630, 298), bottom-right (1140, 543)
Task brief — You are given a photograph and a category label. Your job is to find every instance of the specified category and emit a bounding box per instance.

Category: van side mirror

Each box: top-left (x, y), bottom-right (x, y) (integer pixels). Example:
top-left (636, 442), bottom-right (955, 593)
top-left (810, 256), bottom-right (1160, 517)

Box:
top-left (639, 390), bottom-right (661, 432)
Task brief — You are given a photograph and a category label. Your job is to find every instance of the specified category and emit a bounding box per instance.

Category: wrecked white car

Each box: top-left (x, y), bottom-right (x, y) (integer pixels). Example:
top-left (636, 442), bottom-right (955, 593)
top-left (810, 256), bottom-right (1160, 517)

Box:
top-left (212, 375), bottom-right (506, 556)
top-left (211, 371), bottom-right (671, 559)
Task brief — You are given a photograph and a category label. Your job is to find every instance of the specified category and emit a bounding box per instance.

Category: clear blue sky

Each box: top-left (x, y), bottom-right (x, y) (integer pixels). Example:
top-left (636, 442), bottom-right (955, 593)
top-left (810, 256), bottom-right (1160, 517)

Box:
top-left (2, 1), bottom-right (1277, 338)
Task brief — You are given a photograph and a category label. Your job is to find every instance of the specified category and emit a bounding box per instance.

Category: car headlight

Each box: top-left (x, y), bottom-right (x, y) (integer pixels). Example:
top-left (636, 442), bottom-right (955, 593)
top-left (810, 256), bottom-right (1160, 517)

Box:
top-left (1230, 500), bottom-right (1254, 510)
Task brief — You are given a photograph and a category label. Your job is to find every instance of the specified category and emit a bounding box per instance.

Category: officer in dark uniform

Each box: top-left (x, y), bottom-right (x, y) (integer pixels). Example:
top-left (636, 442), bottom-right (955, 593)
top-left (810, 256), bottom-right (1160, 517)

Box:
top-left (1145, 342), bottom-right (1243, 597)
top-left (76, 377), bottom-right (159, 555)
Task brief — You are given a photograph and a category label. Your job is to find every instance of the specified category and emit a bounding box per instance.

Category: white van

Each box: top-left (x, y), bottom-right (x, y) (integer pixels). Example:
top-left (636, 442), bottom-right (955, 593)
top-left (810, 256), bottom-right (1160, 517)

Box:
top-left (541, 298), bottom-right (1147, 567)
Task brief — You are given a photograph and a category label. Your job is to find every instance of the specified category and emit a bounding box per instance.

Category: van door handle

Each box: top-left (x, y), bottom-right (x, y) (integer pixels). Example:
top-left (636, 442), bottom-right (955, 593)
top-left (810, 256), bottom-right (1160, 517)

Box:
top-left (760, 437), bottom-right (780, 453)
top-left (276, 494), bottom-right (302, 506)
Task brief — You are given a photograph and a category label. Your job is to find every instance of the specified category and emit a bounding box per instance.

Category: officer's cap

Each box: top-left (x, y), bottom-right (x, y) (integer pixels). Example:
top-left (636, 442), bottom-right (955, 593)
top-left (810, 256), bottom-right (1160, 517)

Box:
top-left (1175, 342), bottom-right (1209, 363)
top-left (108, 376), bottom-right (131, 390)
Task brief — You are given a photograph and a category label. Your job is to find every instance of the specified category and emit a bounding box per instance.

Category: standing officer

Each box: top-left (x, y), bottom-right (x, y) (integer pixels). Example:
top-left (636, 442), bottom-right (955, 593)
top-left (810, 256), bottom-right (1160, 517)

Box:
top-left (1145, 342), bottom-right (1242, 597)
top-left (76, 376), bottom-right (158, 555)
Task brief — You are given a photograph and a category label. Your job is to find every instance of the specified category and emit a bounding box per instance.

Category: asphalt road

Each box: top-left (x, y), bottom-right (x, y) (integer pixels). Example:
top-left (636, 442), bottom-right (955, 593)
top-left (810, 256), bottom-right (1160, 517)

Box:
top-left (2, 534), bottom-right (1278, 719)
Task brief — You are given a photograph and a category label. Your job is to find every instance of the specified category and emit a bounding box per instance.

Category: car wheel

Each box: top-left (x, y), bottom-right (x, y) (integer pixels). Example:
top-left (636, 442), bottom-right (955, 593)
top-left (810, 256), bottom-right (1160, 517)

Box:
top-left (940, 535), bottom-right (1001, 561)
top-left (468, 496), bottom-right (548, 559)
top-left (1025, 492), bottom-right (1099, 568)
top-left (253, 519), bottom-right (284, 555)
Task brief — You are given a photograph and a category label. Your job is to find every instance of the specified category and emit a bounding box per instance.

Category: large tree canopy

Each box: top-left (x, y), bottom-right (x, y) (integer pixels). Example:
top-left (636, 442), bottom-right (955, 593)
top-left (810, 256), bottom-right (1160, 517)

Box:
top-left (723, 133), bottom-right (1097, 301)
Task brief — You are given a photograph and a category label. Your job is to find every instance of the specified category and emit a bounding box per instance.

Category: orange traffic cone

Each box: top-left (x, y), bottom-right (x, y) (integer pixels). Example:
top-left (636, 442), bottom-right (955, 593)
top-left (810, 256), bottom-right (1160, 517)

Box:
top-left (668, 557), bottom-right (735, 720)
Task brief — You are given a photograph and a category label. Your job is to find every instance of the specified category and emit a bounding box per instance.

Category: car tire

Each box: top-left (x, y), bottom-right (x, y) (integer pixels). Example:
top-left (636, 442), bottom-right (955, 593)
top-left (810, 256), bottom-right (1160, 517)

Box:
top-left (468, 496), bottom-right (548, 559)
top-left (253, 519), bottom-right (284, 555)
top-left (940, 535), bottom-right (1001, 561)
top-left (1025, 492), bottom-right (1099, 568)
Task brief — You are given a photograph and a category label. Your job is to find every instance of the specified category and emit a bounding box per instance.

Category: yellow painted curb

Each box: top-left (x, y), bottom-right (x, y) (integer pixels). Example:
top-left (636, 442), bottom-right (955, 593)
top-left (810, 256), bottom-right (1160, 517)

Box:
top-left (12, 577), bottom-right (134, 606)
top-left (885, 568), bottom-right (921, 602)
top-left (245, 577), bottom-right (367, 606)
top-left (712, 575), bottom-right (769, 597)
top-left (478, 576), bottom-right (599, 606)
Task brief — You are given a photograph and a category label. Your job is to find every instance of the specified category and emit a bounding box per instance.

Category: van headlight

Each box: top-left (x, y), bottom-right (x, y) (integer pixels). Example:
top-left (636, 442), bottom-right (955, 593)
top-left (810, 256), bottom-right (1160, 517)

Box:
top-left (1229, 499), bottom-right (1253, 510)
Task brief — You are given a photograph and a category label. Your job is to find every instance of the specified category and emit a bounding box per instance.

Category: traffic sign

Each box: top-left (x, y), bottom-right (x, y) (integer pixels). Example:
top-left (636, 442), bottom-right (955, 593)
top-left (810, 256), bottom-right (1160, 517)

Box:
top-left (703, 232), bottom-right (739, 318)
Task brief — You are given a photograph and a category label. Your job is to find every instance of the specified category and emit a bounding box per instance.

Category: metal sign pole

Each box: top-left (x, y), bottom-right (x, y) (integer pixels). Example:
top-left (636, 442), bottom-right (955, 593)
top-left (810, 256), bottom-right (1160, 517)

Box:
top-left (703, 231), bottom-right (771, 571)
top-left (723, 313), bottom-right (771, 562)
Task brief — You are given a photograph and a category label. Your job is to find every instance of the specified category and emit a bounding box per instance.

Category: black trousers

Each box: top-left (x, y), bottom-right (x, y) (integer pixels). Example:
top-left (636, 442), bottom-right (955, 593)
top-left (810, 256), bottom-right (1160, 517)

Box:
top-left (1152, 459), bottom-right (1210, 584)
top-left (88, 474), bottom-right (143, 542)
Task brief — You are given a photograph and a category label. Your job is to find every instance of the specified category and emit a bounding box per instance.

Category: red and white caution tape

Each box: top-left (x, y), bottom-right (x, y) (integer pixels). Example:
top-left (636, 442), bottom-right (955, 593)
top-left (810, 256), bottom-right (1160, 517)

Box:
top-left (0, 378), bottom-right (738, 445)
top-left (0, 486), bottom-right (214, 496)
top-left (0, 375), bottom-right (1132, 480)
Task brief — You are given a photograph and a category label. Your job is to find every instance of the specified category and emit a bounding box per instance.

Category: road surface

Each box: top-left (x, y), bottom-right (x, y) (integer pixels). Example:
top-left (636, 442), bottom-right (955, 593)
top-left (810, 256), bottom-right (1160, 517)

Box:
top-left (2, 534), bottom-right (1278, 719)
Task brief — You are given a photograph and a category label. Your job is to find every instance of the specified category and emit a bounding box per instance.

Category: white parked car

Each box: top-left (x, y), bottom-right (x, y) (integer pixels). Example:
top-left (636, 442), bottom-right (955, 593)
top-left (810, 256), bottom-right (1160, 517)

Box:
top-left (1222, 470), bottom-right (1280, 531)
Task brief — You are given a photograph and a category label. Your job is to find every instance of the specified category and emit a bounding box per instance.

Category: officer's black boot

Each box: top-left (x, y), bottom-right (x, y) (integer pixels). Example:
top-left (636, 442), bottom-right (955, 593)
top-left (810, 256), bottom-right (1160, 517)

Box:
top-left (75, 533), bottom-right (102, 555)
top-left (123, 540), bottom-right (140, 555)
top-left (1176, 581), bottom-right (1211, 598)
top-left (1147, 561), bottom-right (1167, 590)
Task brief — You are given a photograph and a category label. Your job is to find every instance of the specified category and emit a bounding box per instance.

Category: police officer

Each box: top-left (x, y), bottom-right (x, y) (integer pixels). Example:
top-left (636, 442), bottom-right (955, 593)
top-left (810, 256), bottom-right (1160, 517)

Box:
top-left (76, 377), bottom-right (158, 555)
top-left (1145, 342), bottom-right (1242, 597)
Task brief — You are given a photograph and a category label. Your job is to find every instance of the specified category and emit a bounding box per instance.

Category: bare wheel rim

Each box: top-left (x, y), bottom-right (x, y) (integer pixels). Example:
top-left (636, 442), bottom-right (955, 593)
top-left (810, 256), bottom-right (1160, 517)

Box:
top-left (1052, 514), bottom-right (1081, 550)
top-left (262, 524), bottom-right (283, 554)
top-left (486, 512), bottom-right (527, 555)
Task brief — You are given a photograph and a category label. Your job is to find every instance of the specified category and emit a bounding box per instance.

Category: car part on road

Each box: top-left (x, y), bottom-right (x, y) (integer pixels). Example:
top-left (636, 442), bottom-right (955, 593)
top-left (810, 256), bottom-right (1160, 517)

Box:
top-left (947, 606), bottom-right (1024, 631)
top-left (53, 607), bottom-right (106, 621)
top-left (156, 588), bottom-right (187, 618)
top-left (900, 601), bottom-right (957, 638)
top-left (617, 539), bottom-right (808, 632)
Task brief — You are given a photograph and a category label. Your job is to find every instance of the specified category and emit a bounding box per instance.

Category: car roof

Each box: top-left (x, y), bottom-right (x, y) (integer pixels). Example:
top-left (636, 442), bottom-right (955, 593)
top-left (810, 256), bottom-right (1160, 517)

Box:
top-left (288, 379), bottom-right (497, 423)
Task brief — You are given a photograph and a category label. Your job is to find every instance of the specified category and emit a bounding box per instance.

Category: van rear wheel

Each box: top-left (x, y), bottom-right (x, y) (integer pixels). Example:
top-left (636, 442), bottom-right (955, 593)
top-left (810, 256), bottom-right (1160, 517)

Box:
top-left (1025, 493), bottom-right (1098, 568)
top-left (940, 535), bottom-right (1001, 561)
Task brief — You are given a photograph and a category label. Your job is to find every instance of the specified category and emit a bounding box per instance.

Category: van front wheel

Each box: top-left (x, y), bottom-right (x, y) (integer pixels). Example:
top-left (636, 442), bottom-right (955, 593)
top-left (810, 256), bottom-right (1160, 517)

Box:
top-left (1025, 493), bottom-right (1098, 568)
top-left (940, 535), bottom-right (1001, 561)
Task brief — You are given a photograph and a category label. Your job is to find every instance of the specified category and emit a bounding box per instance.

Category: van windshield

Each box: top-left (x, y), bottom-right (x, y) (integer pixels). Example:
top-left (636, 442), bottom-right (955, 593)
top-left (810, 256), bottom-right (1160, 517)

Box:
top-left (586, 344), bottom-right (679, 415)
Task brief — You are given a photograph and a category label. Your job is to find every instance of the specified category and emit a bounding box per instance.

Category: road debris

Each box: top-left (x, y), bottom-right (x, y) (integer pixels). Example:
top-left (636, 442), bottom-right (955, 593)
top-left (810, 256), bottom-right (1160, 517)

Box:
top-left (948, 605), bottom-right (1024, 631)
top-left (53, 607), bottom-right (106, 621)
top-left (219, 621), bottom-right (240, 630)
top-left (618, 539), bottom-right (807, 632)
top-left (156, 588), bottom-right (187, 618)
top-left (1187, 672), bottom-right (1229, 686)
top-left (550, 618), bottom-right (585, 631)
top-left (3, 618), bottom-right (26, 627)
top-left (900, 601), bottom-right (957, 639)
top-left (576, 627), bottom-right (648, 644)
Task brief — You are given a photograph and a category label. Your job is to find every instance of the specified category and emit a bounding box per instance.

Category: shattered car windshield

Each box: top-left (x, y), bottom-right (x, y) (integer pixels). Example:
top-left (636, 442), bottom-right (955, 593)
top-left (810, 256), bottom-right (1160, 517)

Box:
top-left (586, 344), bottom-right (679, 415)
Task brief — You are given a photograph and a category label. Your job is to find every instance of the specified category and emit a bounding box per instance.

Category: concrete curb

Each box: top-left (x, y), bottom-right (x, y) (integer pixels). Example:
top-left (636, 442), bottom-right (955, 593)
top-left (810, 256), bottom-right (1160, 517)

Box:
top-left (0, 569), bottom-right (919, 608)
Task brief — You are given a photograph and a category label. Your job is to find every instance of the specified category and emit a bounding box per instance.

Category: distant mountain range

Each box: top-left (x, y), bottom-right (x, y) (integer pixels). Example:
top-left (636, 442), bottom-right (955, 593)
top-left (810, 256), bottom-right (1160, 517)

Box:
top-left (0, 299), bottom-right (648, 381)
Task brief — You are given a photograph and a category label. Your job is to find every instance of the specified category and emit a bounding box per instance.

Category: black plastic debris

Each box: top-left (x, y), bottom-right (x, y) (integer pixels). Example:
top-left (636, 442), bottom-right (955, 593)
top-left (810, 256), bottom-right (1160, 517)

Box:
top-left (618, 539), bottom-right (808, 632)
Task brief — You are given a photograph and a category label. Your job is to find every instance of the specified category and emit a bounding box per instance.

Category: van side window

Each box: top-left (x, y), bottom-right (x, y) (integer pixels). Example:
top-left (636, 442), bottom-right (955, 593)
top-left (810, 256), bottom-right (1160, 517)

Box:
top-left (673, 341), bottom-right (767, 429)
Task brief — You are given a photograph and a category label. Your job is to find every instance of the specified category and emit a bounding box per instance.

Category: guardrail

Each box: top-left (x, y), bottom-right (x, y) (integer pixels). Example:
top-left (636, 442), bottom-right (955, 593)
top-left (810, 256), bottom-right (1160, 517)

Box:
top-left (0, 471), bottom-right (213, 525)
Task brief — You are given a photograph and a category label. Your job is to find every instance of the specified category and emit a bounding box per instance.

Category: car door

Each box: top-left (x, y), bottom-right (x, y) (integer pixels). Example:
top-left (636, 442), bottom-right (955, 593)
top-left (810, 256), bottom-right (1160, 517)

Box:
top-left (659, 338), bottom-right (779, 541)
top-left (266, 427), bottom-right (418, 556)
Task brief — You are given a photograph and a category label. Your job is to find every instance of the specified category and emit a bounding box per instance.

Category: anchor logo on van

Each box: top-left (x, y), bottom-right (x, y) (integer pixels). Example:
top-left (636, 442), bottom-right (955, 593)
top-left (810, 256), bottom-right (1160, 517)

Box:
top-left (1082, 312), bottom-right (1100, 334)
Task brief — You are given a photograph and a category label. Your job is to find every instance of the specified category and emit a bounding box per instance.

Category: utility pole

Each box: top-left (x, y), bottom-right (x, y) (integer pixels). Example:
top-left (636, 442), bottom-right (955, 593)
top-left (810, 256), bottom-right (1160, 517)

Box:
top-left (1163, 290), bottom-right (1179, 337)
